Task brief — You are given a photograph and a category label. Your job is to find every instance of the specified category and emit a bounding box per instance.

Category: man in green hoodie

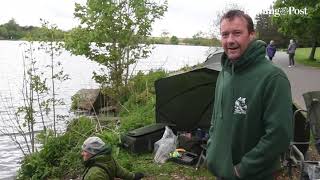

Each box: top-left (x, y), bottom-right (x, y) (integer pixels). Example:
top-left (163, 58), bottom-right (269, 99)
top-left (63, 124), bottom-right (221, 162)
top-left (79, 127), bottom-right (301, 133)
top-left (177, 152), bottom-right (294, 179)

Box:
top-left (206, 10), bottom-right (293, 180)
top-left (81, 136), bottom-right (144, 180)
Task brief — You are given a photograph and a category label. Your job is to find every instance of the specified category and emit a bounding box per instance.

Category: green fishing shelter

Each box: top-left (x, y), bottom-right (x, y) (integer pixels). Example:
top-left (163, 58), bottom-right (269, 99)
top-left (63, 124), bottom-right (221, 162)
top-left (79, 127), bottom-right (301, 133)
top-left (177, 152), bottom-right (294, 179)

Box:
top-left (154, 51), bottom-right (223, 131)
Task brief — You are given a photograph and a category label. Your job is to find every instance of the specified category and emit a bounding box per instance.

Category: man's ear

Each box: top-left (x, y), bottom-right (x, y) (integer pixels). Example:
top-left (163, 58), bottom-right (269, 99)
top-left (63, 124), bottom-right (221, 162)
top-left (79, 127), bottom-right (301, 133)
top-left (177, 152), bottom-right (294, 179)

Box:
top-left (249, 31), bottom-right (256, 41)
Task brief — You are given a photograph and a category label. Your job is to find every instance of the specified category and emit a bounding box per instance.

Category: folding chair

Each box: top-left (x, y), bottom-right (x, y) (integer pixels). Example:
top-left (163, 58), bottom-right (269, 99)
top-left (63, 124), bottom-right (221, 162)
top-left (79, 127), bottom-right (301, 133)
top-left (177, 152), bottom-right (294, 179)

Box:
top-left (286, 91), bottom-right (320, 180)
top-left (195, 144), bottom-right (207, 170)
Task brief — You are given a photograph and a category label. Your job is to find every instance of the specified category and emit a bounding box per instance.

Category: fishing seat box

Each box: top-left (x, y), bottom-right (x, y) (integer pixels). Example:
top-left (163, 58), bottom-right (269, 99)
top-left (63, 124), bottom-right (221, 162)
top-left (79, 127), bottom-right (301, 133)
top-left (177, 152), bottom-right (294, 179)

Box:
top-left (121, 123), bottom-right (174, 153)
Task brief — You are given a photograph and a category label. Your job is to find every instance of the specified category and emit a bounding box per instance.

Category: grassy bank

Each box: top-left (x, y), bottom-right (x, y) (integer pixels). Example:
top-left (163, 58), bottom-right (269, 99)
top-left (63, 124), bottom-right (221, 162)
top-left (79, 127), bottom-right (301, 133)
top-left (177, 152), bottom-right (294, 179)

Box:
top-left (295, 48), bottom-right (320, 68)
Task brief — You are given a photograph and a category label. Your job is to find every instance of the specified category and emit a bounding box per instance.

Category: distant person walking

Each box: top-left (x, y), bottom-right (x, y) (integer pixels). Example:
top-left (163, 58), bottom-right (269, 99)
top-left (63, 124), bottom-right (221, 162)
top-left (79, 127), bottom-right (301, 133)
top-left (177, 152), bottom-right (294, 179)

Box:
top-left (287, 39), bottom-right (297, 67)
top-left (266, 40), bottom-right (276, 61)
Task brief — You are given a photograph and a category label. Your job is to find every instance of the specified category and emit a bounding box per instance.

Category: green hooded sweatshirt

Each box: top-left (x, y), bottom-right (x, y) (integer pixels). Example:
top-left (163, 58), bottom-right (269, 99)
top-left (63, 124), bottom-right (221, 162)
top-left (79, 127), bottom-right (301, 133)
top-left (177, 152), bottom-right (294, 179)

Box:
top-left (82, 146), bottom-right (135, 180)
top-left (206, 40), bottom-right (293, 180)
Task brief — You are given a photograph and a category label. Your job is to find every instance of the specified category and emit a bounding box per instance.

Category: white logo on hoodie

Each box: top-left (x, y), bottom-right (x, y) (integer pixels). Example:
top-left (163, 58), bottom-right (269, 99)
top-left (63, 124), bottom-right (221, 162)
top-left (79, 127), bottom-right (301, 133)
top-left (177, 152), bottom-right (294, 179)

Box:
top-left (234, 97), bottom-right (247, 114)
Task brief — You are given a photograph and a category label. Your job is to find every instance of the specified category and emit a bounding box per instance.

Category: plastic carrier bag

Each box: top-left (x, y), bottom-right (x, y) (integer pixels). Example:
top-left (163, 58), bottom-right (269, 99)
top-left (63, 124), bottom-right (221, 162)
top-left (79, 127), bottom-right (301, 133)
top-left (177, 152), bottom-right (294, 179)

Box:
top-left (154, 126), bottom-right (177, 163)
top-left (305, 163), bottom-right (320, 180)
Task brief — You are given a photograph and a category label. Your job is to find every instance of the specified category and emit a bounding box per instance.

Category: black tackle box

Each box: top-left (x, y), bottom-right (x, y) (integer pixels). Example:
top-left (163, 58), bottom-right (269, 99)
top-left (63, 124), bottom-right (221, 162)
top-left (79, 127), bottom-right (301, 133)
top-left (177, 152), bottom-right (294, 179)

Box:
top-left (121, 123), bottom-right (174, 153)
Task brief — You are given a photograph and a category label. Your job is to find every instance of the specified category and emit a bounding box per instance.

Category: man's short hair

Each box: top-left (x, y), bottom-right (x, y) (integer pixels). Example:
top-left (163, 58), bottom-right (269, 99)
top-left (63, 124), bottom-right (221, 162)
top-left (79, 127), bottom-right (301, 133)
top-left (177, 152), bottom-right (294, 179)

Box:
top-left (220, 9), bottom-right (254, 33)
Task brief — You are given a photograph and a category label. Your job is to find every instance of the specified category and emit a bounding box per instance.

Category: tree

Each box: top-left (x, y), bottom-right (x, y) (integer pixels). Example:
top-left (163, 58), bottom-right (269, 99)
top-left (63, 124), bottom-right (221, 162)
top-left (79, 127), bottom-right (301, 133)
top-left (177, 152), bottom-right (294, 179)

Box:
top-left (3, 19), bottom-right (24, 39)
top-left (160, 29), bottom-right (170, 38)
top-left (0, 20), bottom-right (70, 155)
top-left (192, 31), bottom-right (204, 46)
top-left (170, 35), bottom-right (179, 45)
top-left (3, 40), bottom-right (50, 155)
top-left (16, 41), bottom-right (39, 154)
top-left (273, 0), bottom-right (320, 60)
top-left (0, 19), bottom-right (66, 40)
top-left (0, 26), bottom-right (8, 39)
top-left (255, 13), bottom-right (288, 48)
top-left (0, 21), bottom-right (22, 39)
top-left (64, 0), bottom-right (167, 106)
top-left (38, 19), bottom-right (70, 136)
top-left (211, 3), bottom-right (245, 38)
top-left (181, 31), bottom-right (217, 46)
top-left (159, 29), bottom-right (170, 43)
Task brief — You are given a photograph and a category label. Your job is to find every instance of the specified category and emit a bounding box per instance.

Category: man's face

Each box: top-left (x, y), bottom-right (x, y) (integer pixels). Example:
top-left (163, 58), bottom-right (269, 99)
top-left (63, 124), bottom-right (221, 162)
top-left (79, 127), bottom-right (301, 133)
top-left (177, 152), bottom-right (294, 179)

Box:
top-left (81, 150), bottom-right (92, 161)
top-left (220, 17), bottom-right (255, 60)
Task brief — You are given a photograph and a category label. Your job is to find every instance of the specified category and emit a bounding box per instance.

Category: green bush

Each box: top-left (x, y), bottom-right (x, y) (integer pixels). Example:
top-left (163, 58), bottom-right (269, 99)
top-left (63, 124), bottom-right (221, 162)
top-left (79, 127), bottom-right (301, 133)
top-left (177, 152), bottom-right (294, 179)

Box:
top-left (120, 96), bottom-right (156, 131)
top-left (17, 117), bottom-right (96, 179)
top-left (119, 70), bottom-right (167, 131)
top-left (70, 94), bottom-right (81, 111)
top-left (170, 35), bottom-right (179, 45)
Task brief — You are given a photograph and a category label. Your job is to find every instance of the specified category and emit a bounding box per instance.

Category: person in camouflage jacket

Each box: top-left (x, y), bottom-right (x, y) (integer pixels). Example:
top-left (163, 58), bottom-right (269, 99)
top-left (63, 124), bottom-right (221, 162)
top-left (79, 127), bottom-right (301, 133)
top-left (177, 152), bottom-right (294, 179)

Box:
top-left (81, 136), bottom-right (144, 180)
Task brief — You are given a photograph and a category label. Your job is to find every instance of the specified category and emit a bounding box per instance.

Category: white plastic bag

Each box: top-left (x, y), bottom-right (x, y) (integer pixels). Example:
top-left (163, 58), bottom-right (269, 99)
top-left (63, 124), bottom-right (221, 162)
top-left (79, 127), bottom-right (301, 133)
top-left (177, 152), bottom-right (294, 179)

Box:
top-left (305, 163), bottom-right (320, 180)
top-left (154, 126), bottom-right (177, 163)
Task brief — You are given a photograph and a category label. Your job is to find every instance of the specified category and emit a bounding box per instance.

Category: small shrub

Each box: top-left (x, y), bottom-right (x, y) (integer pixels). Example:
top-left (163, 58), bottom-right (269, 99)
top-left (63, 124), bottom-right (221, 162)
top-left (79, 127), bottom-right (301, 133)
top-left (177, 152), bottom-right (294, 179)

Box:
top-left (119, 70), bottom-right (167, 131)
top-left (70, 94), bottom-right (81, 111)
top-left (17, 117), bottom-right (96, 179)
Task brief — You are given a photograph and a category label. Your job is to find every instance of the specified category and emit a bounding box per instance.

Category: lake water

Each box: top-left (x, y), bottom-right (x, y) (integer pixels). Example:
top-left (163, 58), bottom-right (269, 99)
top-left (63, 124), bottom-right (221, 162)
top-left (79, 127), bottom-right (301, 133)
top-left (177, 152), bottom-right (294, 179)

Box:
top-left (0, 40), bottom-right (213, 179)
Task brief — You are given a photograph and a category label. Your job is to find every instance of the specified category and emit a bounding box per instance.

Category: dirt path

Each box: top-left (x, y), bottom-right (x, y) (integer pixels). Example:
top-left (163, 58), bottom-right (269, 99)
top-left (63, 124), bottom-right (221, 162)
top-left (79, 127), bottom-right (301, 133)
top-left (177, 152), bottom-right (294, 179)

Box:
top-left (272, 52), bottom-right (320, 109)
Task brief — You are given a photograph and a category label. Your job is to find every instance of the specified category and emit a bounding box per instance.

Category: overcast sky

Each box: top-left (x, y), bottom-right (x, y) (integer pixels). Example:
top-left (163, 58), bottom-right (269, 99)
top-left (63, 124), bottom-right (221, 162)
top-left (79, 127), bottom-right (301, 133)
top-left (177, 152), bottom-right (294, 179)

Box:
top-left (0, 0), bottom-right (275, 38)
